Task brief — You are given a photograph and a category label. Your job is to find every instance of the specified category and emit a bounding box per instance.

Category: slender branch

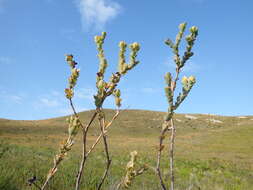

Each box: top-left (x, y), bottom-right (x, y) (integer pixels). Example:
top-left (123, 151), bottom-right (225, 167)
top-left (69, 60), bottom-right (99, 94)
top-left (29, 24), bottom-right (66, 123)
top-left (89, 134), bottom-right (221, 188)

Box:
top-left (156, 124), bottom-right (168, 190)
top-left (75, 106), bottom-right (125, 190)
top-left (172, 68), bottom-right (180, 91)
top-left (41, 165), bottom-right (57, 190)
top-left (39, 99), bottom-right (82, 190)
top-left (156, 66), bottom-right (179, 190)
top-left (86, 110), bottom-right (120, 157)
top-left (97, 111), bottom-right (112, 190)
top-left (75, 111), bottom-right (97, 190)
top-left (116, 179), bottom-right (123, 190)
top-left (169, 118), bottom-right (176, 190)
top-left (69, 99), bottom-right (85, 129)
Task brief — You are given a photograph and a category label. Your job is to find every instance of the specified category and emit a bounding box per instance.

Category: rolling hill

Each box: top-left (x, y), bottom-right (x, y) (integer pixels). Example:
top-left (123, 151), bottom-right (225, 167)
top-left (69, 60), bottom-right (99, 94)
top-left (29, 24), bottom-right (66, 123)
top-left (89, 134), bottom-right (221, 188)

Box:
top-left (0, 109), bottom-right (253, 189)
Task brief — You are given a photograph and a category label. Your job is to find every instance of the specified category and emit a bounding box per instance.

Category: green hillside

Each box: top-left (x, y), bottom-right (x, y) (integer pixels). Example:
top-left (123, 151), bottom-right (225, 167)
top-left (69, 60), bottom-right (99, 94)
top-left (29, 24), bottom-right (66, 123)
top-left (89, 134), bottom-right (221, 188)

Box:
top-left (0, 109), bottom-right (253, 190)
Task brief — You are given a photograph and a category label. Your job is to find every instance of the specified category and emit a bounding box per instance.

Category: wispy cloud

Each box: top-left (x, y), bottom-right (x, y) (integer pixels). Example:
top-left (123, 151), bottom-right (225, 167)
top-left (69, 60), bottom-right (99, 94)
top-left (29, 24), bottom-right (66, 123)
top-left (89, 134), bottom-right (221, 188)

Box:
top-left (39, 98), bottom-right (60, 107)
top-left (33, 91), bottom-right (65, 109)
top-left (76, 0), bottom-right (121, 30)
top-left (141, 87), bottom-right (157, 94)
top-left (0, 90), bottom-right (24, 104)
top-left (9, 95), bottom-right (23, 104)
top-left (75, 87), bottom-right (96, 100)
top-left (163, 59), bottom-right (200, 73)
top-left (33, 90), bottom-right (91, 116)
top-left (0, 56), bottom-right (12, 65)
top-left (58, 106), bottom-right (87, 115)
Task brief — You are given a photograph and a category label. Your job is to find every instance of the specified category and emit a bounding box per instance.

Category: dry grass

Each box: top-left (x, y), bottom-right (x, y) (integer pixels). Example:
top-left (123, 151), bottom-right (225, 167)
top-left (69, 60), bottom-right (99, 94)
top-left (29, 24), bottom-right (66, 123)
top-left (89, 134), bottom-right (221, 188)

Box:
top-left (0, 109), bottom-right (253, 189)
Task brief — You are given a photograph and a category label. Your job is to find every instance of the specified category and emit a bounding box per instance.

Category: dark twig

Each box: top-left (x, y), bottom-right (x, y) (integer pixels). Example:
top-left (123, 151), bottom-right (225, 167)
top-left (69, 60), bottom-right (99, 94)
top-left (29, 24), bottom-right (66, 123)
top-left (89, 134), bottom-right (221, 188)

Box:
top-left (97, 110), bottom-right (112, 190)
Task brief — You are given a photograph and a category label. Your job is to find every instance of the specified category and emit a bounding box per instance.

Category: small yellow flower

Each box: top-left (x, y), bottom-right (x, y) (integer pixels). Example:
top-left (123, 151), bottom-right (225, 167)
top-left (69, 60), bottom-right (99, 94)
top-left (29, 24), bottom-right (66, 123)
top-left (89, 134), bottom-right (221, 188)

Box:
top-left (188, 76), bottom-right (196, 84)
top-left (119, 41), bottom-right (127, 49)
top-left (65, 88), bottom-right (73, 99)
top-left (94, 35), bottom-right (101, 43)
top-left (102, 32), bottom-right (106, 38)
top-left (65, 54), bottom-right (73, 62)
top-left (190, 26), bottom-right (198, 34)
top-left (179, 22), bottom-right (187, 31)
top-left (130, 42), bottom-right (140, 51)
top-left (181, 76), bottom-right (188, 85)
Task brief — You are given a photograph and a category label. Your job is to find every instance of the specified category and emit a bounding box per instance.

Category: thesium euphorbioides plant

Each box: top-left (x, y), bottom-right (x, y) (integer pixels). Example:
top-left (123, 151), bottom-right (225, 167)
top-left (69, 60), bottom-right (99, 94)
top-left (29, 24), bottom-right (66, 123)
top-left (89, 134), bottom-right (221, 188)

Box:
top-left (32, 32), bottom-right (141, 190)
top-left (156, 23), bottom-right (198, 190)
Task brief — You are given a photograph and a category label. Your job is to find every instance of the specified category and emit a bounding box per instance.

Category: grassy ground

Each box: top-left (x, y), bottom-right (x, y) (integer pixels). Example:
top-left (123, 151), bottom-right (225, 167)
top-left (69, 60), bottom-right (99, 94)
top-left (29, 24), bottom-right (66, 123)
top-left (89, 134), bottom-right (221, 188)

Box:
top-left (0, 109), bottom-right (253, 190)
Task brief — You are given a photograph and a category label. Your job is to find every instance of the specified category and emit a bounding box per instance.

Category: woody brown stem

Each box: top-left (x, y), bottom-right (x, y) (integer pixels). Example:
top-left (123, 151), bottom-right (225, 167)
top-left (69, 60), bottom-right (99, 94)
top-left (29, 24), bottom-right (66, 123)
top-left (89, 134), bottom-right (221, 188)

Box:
top-left (97, 111), bottom-right (112, 190)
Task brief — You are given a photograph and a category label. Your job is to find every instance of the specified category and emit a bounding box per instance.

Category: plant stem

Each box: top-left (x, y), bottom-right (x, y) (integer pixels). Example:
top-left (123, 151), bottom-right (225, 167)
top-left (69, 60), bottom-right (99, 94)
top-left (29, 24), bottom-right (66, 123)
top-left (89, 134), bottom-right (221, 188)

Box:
top-left (86, 110), bottom-right (119, 157)
top-left (97, 111), bottom-right (112, 190)
top-left (69, 98), bottom-right (85, 129)
top-left (169, 118), bottom-right (175, 190)
top-left (156, 127), bottom-right (168, 190)
top-left (41, 165), bottom-right (57, 190)
top-left (75, 111), bottom-right (97, 190)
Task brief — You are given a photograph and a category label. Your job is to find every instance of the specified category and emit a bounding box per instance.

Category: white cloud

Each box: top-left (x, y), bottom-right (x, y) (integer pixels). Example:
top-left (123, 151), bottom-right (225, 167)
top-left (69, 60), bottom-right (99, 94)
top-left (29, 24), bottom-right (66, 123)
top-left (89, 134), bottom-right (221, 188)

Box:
top-left (51, 90), bottom-right (61, 96)
top-left (34, 91), bottom-right (64, 108)
top-left (39, 98), bottom-right (60, 107)
top-left (141, 87), bottom-right (157, 94)
top-left (0, 90), bottom-right (24, 104)
top-left (58, 106), bottom-right (87, 115)
top-left (75, 87), bottom-right (96, 100)
top-left (163, 59), bottom-right (200, 73)
top-left (0, 56), bottom-right (12, 64)
top-left (182, 61), bottom-right (200, 73)
top-left (9, 95), bottom-right (23, 104)
top-left (77, 0), bottom-right (121, 30)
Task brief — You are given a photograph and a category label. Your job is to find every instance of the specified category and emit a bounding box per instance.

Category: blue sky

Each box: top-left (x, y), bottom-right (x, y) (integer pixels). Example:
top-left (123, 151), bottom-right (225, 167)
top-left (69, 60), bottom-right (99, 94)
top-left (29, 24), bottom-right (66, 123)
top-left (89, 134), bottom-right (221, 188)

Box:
top-left (0, 0), bottom-right (252, 120)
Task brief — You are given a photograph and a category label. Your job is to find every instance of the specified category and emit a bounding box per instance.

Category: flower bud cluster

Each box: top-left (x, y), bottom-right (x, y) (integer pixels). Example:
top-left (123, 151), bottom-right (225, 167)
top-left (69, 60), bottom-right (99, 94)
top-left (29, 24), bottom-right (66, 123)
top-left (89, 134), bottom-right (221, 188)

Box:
top-left (174, 76), bottom-right (196, 110)
top-left (163, 23), bottom-right (198, 122)
top-left (48, 132), bottom-right (76, 180)
top-left (181, 26), bottom-right (198, 67)
top-left (93, 32), bottom-right (140, 109)
top-left (164, 23), bottom-right (198, 70)
top-left (175, 23), bottom-right (187, 48)
top-left (123, 151), bottom-right (147, 188)
top-left (118, 41), bottom-right (127, 74)
top-left (181, 76), bottom-right (196, 91)
top-left (94, 32), bottom-right (107, 78)
top-left (164, 71), bottom-right (174, 121)
top-left (51, 139), bottom-right (73, 172)
top-left (118, 41), bottom-right (141, 75)
top-left (171, 23), bottom-right (187, 67)
top-left (66, 115), bottom-right (81, 137)
top-left (113, 89), bottom-right (121, 108)
top-left (64, 54), bottom-right (80, 99)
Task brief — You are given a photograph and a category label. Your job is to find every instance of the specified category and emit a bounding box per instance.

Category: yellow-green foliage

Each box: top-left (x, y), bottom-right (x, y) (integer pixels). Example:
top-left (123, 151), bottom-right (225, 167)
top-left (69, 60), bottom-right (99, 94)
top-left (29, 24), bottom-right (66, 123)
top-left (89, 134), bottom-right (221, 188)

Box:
top-left (36, 32), bottom-right (141, 190)
top-left (93, 32), bottom-right (140, 108)
top-left (120, 151), bottom-right (148, 189)
top-left (163, 22), bottom-right (198, 122)
top-left (156, 23), bottom-right (199, 190)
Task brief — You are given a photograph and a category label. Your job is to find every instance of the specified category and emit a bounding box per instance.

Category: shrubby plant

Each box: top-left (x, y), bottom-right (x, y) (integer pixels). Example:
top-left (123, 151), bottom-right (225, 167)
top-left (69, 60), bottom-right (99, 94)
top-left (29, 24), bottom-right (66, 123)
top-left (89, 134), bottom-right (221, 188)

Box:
top-left (156, 23), bottom-right (198, 190)
top-left (30, 23), bottom-right (198, 190)
top-left (30, 32), bottom-right (141, 190)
